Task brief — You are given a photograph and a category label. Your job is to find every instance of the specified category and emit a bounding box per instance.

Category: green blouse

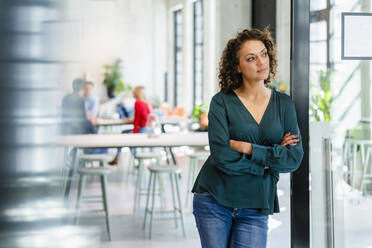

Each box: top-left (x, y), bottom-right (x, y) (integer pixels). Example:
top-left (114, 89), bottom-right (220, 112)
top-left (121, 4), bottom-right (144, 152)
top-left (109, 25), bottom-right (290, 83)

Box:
top-left (192, 89), bottom-right (304, 215)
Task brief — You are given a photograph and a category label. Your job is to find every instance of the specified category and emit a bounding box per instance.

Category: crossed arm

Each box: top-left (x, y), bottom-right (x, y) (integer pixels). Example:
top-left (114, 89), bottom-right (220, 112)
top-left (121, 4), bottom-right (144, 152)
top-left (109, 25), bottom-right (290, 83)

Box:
top-left (230, 132), bottom-right (300, 169)
top-left (207, 94), bottom-right (304, 176)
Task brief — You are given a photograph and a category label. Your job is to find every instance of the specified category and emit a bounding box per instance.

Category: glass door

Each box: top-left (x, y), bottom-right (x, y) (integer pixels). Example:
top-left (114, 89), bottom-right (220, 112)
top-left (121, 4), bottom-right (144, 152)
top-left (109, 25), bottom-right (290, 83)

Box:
top-left (309, 0), bottom-right (372, 247)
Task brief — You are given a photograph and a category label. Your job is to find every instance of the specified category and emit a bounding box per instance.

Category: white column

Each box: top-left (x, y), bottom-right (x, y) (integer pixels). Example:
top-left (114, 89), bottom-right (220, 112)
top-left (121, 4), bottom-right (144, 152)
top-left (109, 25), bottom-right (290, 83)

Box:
top-left (204, 0), bottom-right (218, 104)
top-left (181, 0), bottom-right (194, 113)
top-left (276, 0), bottom-right (291, 92)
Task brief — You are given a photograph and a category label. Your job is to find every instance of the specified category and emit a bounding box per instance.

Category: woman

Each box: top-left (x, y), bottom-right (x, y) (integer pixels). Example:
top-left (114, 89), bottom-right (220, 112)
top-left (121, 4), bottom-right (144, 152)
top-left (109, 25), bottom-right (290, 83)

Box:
top-left (192, 28), bottom-right (304, 248)
top-left (109, 86), bottom-right (152, 165)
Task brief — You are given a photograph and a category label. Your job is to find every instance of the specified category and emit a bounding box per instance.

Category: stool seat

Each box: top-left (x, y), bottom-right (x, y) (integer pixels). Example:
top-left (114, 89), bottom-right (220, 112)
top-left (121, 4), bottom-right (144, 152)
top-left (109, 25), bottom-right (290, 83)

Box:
top-left (79, 154), bottom-right (109, 168)
top-left (77, 167), bottom-right (111, 175)
top-left (148, 165), bottom-right (181, 173)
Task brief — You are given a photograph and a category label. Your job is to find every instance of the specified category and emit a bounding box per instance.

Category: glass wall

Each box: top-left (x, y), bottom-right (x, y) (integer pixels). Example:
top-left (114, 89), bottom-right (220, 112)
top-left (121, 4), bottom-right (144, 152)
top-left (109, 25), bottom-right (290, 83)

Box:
top-left (309, 0), bottom-right (372, 247)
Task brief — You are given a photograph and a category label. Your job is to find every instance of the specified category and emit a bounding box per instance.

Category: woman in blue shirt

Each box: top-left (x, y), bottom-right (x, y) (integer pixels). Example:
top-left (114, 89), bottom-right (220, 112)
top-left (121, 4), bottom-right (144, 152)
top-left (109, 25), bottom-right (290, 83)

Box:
top-left (192, 28), bottom-right (304, 248)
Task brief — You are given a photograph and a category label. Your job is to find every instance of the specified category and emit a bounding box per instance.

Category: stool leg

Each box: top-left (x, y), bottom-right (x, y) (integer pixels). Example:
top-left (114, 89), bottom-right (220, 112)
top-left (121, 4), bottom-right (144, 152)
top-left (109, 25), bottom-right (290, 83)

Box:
top-left (352, 144), bottom-right (357, 190)
top-left (101, 175), bottom-right (112, 241)
top-left (169, 172), bottom-right (178, 229)
top-left (157, 173), bottom-right (167, 210)
top-left (75, 174), bottom-right (86, 225)
top-left (155, 157), bottom-right (166, 210)
top-left (149, 172), bottom-right (157, 239)
top-left (143, 171), bottom-right (153, 230)
top-left (129, 148), bottom-right (136, 175)
top-left (174, 172), bottom-right (186, 238)
top-left (191, 159), bottom-right (201, 188)
top-left (361, 147), bottom-right (371, 195)
top-left (185, 158), bottom-right (195, 208)
top-left (133, 159), bottom-right (144, 213)
top-left (124, 150), bottom-right (134, 182)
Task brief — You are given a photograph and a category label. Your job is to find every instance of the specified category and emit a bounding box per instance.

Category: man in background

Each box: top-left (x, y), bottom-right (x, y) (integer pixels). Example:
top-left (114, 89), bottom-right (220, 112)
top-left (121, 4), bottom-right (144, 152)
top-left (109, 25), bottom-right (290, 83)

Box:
top-left (61, 78), bottom-right (97, 134)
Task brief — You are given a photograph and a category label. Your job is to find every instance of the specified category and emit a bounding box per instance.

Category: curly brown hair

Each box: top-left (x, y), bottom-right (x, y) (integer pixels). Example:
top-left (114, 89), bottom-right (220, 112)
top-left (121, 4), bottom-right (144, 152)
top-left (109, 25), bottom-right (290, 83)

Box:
top-left (218, 27), bottom-right (278, 93)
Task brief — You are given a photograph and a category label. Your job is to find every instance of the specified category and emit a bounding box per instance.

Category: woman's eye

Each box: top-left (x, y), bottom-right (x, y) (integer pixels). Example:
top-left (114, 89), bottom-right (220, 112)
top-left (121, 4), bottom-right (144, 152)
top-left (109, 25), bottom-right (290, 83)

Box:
top-left (262, 52), bottom-right (268, 57)
top-left (247, 57), bottom-right (255, 61)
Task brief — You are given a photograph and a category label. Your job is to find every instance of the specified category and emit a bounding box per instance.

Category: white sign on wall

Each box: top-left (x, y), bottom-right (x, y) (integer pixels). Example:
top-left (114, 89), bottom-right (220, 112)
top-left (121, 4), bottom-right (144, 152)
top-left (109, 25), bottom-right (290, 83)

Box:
top-left (342, 12), bottom-right (372, 60)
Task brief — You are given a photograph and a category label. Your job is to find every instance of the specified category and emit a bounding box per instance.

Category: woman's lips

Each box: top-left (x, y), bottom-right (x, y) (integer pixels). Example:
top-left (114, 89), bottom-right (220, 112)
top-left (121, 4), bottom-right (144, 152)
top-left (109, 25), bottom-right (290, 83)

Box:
top-left (257, 68), bottom-right (268, 73)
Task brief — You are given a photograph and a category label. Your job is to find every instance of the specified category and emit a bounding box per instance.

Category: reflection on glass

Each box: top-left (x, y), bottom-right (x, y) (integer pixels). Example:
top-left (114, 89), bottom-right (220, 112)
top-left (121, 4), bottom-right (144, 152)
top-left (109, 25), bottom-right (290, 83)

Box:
top-left (0, 1), bottom-right (99, 247)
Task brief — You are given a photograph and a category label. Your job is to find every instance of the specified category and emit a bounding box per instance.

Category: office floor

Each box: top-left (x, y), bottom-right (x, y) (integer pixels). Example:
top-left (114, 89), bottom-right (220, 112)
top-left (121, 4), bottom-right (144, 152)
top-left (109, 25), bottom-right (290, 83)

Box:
top-left (72, 149), bottom-right (292, 248)
top-left (72, 149), bottom-right (372, 248)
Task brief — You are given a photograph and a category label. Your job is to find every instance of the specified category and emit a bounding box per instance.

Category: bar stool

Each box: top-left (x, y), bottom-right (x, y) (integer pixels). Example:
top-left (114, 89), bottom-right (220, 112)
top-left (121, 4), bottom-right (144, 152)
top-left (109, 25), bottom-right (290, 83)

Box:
top-left (75, 167), bottom-right (112, 241)
top-left (143, 165), bottom-right (185, 239)
top-left (133, 152), bottom-right (164, 213)
top-left (185, 151), bottom-right (209, 208)
top-left (79, 154), bottom-right (108, 168)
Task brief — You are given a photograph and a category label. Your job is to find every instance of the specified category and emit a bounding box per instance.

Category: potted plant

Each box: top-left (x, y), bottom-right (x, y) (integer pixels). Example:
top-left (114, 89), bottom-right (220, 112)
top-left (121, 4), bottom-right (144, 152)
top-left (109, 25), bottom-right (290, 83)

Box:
top-left (191, 104), bottom-right (209, 131)
top-left (103, 59), bottom-right (131, 98)
top-left (310, 70), bottom-right (334, 122)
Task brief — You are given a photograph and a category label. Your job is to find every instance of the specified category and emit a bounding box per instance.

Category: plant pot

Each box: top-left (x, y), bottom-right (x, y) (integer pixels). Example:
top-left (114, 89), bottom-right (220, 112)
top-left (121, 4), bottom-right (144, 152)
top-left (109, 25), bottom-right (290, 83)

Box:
top-left (107, 86), bottom-right (115, 98)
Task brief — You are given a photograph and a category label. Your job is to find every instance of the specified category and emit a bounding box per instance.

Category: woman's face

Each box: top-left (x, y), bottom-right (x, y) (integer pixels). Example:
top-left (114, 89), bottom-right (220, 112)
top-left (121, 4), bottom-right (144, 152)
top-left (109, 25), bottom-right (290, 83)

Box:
top-left (237, 40), bottom-right (270, 83)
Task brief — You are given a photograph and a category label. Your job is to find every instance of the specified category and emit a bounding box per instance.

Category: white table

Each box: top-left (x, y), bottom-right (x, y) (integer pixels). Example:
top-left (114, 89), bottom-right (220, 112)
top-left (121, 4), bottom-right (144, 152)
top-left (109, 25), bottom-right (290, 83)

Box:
top-left (96, 118), bottom-right (186, 134)
top-left (60, 132), bottom-right (208, 148)
top-left (97, 118), bottom-right (129, 126)
top-left (61, 132), bottom-right (209, 201)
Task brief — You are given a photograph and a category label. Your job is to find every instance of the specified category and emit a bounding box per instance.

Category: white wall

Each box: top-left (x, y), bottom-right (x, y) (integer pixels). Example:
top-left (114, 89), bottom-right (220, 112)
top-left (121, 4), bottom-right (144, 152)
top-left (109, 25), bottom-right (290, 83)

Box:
top-left (60, 0), bottom-right (167, 103)
top-left (216, 0), bottom-right (252, 57)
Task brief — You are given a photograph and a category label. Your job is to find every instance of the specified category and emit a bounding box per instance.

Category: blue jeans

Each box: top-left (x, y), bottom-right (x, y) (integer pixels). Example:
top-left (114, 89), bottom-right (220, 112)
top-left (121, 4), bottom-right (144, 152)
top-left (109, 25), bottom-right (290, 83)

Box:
top-left (193, 193), bottom-right (268, 248)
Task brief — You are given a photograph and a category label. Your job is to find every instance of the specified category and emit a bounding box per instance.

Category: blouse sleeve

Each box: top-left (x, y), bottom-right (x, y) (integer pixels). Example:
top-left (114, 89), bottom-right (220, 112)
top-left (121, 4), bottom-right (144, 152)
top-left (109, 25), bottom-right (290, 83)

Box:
top-left (133, 101), bottom-right (141, 133)
top-left (250, 96), bottom-right (304, 173)
top-left (208, 94), bottom-right (266, 176)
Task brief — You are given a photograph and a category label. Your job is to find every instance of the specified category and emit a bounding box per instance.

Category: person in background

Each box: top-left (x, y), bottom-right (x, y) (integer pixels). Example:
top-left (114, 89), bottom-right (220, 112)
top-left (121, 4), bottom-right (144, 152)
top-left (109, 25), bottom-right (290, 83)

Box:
top-left (83, 81), bottom-right (99, 128)
top-left (192, 28), bottom-right (304, 247)
top-left (61, 78), bottom-right (97, 135)
top-left (108, 86), bottom-right (153, 165)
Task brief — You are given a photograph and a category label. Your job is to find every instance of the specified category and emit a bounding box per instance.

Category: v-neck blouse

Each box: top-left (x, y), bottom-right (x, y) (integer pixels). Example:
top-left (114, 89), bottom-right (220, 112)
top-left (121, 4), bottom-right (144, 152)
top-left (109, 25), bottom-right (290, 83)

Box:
top-left (192, 89), bottom-right (304, 215)
top-left (232, 89), bottom-right (273, 126)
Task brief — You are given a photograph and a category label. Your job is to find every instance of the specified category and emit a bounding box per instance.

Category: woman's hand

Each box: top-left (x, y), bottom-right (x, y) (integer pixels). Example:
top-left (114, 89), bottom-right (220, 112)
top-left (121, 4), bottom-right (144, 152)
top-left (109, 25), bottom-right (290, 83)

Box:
top-left (230, 139), bottom-right (269, 169)
top-left (124, 117), bottom-right (134, 123)
top-left (229, 139), bottom-right (252, 155)
top-left (281, 132), bottom-right (299, 146)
